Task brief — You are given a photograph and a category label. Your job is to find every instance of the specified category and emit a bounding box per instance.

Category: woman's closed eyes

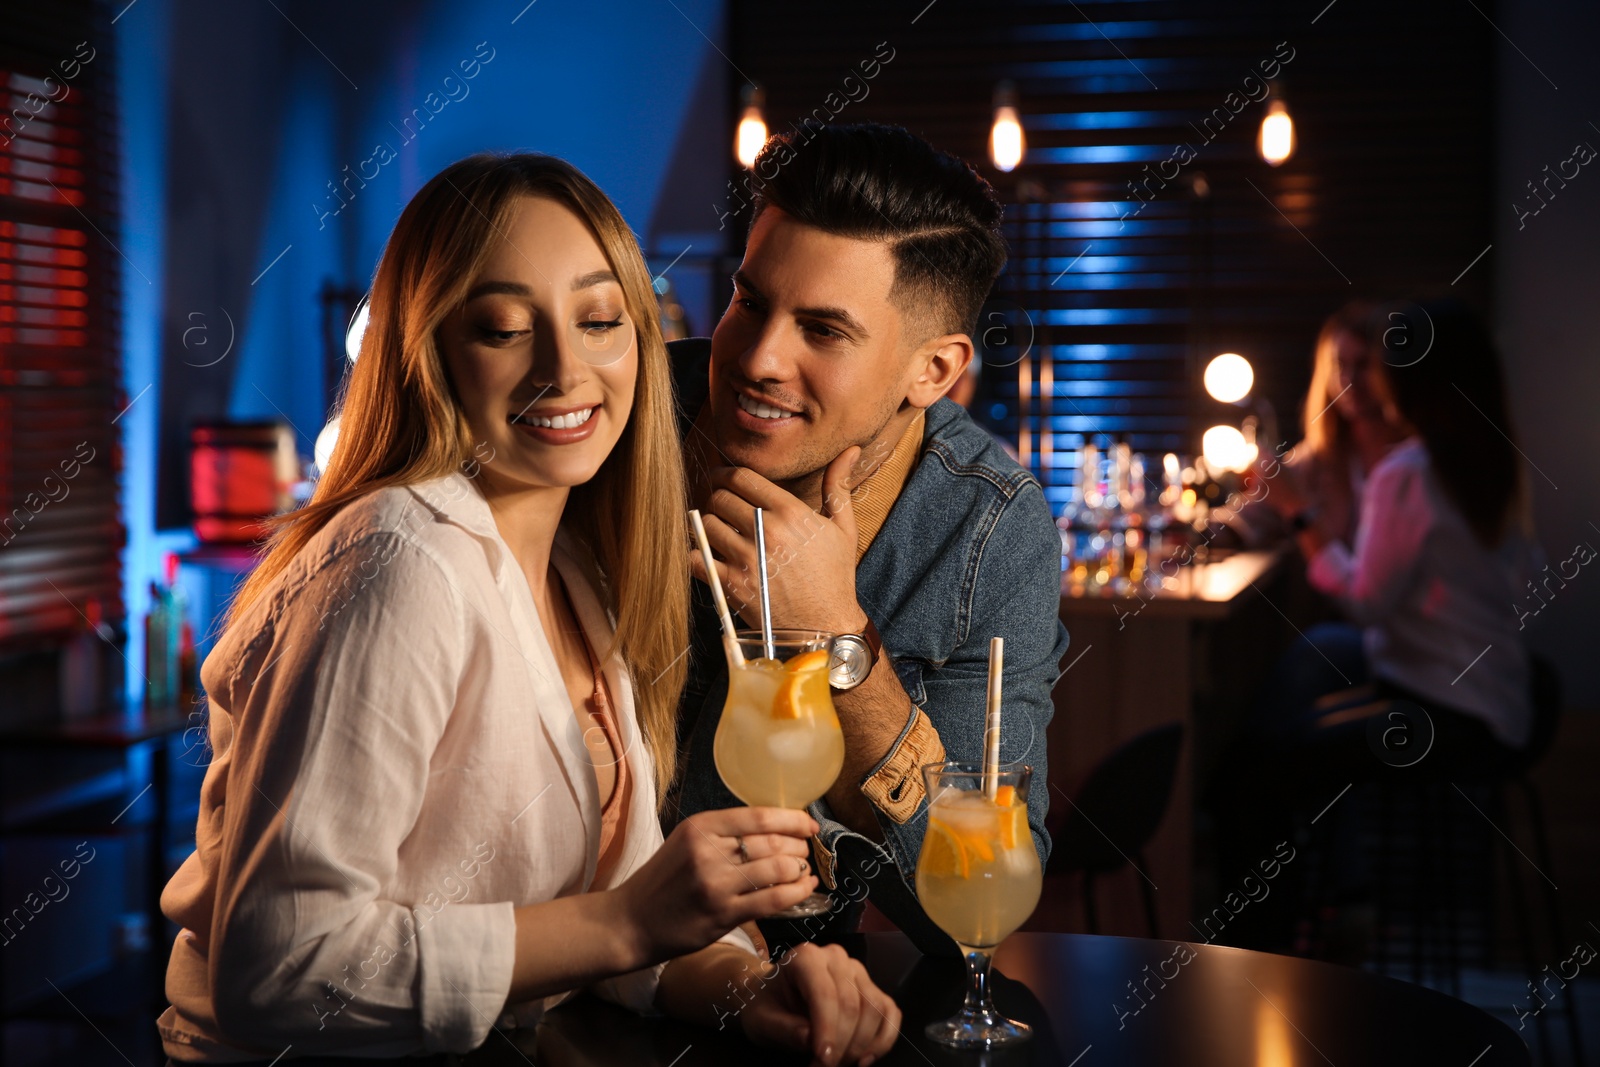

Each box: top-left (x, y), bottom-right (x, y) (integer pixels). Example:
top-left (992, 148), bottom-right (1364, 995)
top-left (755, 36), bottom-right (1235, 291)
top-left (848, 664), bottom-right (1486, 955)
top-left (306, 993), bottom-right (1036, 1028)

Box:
top-left (472, 312), bottom-right (626, 346)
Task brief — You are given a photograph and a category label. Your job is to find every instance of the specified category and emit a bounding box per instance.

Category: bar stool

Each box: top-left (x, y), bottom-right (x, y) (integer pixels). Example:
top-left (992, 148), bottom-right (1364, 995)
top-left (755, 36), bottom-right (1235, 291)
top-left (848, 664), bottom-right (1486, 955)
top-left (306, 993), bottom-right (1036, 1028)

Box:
top-left (1304, 658), bottom-right (1581, 1067)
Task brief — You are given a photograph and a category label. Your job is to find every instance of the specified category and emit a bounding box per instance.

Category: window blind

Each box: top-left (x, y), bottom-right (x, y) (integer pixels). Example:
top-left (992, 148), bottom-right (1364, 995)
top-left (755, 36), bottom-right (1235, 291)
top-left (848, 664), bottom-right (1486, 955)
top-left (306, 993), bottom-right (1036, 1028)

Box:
top-left (0, 0), bottom-right (124, 649)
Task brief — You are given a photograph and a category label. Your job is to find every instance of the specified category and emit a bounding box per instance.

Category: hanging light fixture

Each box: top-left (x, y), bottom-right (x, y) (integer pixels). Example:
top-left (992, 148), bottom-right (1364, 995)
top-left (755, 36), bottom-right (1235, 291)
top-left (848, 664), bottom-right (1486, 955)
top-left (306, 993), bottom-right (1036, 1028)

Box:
top-left (989, 81), bottom-right (1025, 173)
top-left (735, 85), bottom-right (767, 169)
top-left (1257, 89), bottom-right (1296, 166)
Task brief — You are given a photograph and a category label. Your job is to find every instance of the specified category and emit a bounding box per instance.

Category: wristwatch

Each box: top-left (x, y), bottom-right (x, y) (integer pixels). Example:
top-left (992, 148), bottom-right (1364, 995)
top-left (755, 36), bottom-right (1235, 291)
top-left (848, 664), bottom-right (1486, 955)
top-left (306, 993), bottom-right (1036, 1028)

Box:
top-left (829, 617), bottom-right (883, 691)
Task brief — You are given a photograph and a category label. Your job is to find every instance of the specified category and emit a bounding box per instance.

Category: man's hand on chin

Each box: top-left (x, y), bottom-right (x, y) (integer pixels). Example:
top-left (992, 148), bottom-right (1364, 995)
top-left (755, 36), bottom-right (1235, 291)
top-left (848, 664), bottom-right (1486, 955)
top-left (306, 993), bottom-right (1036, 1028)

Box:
top-left (691, 446), bottom-right (867, 635)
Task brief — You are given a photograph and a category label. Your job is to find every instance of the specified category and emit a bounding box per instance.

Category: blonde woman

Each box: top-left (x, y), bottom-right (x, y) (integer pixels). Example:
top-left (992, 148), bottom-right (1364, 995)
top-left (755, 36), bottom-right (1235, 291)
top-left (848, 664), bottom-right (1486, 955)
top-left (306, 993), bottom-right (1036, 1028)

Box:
top-left (158, 154), bottom-right (900, 1066)
top-left (1282, 300), bottom-right (1408, 544)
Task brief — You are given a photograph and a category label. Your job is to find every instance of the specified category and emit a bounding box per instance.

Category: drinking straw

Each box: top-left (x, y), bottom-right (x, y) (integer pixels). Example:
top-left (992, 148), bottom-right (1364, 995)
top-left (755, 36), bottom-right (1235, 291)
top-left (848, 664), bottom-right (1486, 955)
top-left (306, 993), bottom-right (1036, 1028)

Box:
top-left (983, 636), bottom-right (1004, 800)
top-left (753, 508), bottom-right (776, 660)
top-left (689, 509), bottom-right (744, 667)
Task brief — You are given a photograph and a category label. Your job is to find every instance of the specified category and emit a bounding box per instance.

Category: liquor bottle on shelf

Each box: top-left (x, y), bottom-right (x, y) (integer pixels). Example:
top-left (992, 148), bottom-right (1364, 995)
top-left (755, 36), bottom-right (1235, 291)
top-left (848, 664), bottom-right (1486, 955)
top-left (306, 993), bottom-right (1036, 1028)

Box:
top-left (1059, 440), bottom-right (1098, 591)
top-left (145, 580), bottom-right (175, 710)
top-left (60, 598), bottom-right (110, 720)
top-left (1081, 439), bottom-right (1112, 590)
top-left (144, 553), bottom-right (188, 711)
top-left (166, 554), bottom-right (198, 708)
top-left (1058, 465), bottom-right (1086, 591)
top-left (1099, 437), bottom-right (1132, 591)
top-left (1144, 453), bottom-right (1184, 580)
top-left (1123, 450), bottom-right (1150, 588)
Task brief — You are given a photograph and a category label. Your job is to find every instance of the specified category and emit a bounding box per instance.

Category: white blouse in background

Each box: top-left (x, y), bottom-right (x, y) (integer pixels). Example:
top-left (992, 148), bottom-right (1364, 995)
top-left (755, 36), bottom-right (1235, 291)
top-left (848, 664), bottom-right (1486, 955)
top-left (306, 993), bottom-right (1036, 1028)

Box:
top-left (1307, 437), bottom-right (1535, 749)
top-left (157, 471), bottom-right (753, 1061)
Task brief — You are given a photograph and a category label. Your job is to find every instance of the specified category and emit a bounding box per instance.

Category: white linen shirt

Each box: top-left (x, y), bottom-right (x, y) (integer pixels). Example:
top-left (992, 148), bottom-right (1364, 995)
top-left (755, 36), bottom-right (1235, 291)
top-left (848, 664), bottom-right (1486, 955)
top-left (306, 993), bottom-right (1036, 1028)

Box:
top-left (157, 471), bottom-right (752, 1061)
top-left (1307, 438), bottom-right (1534, 748)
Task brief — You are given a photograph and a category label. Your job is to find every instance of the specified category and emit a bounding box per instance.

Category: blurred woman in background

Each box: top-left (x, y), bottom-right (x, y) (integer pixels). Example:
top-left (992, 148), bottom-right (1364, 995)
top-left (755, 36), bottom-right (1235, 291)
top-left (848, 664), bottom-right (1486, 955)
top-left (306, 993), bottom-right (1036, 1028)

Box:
top-left (1226, 302), bottom-right (1399, 552)
top-left (1208, 298), bottom-right (1538, 954)
top-left (1233, 301), bottom-right (1413, 736)
top-left (1284, 299), bottom-right (1410, 544)
top-left (1268, 297), bottom-right (1535, 760)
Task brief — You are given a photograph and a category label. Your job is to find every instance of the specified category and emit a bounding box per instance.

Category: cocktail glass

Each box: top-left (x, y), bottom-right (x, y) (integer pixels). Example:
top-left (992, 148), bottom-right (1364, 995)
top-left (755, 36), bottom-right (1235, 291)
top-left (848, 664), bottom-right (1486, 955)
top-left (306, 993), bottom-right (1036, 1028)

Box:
top-left (714, 629), bottom-right (845, 919)
top-left (916, 761), bottom-right (1042, 1048)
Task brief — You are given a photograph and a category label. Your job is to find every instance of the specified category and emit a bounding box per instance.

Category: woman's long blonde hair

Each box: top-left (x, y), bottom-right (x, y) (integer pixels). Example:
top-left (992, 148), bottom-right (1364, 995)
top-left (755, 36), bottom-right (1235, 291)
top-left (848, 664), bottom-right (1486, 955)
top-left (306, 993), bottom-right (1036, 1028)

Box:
top-left (227, 153), bottom-right (689, 804)
top-left (1295, 300), bottom-right (1377, 531)
top-left (1300, 300), bottom-right (1376, 464)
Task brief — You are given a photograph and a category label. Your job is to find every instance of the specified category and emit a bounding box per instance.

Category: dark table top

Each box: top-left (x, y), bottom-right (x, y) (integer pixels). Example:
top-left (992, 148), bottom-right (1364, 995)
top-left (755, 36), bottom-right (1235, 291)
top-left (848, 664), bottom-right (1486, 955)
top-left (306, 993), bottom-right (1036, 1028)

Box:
top-left (520, 931), bottom-right (1529, 1067)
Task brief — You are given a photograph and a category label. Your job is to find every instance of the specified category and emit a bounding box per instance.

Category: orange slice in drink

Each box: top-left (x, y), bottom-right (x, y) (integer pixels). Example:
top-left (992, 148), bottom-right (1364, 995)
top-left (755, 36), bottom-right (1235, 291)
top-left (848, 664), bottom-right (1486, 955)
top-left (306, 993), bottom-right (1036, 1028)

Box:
top-left (785, 649), bottom-right (830, 674)
top-left (991, 785), bottom-right (1024, 849)
top-left (1000, 806), bottom-right (1028, 850)
top-left (773, 649), bottom-right (830, 719)
top-left (964, 823), bottom-right (996, 864)
top-left (922, 818), bottom-right (971, 878)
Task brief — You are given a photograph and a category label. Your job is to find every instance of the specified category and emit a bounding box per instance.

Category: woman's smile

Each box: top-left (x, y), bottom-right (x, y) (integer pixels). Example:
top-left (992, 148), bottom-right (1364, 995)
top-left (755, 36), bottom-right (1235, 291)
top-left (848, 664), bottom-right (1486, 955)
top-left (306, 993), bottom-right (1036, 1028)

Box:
top-left (508, 402), bottom-right (602, 444)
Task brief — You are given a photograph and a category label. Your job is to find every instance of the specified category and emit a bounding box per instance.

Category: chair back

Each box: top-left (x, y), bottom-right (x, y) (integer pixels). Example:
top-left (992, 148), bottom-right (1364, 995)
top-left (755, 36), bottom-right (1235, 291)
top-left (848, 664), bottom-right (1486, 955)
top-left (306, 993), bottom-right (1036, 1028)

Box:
top-left (1046, 722), bottom-right (1184, 876)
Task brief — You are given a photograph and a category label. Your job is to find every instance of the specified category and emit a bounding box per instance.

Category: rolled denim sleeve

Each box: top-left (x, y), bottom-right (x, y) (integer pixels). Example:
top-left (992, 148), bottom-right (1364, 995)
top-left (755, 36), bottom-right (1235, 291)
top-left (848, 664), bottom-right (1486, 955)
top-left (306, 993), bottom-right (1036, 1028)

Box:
top-left (859, 706), bottom-right (947, 822)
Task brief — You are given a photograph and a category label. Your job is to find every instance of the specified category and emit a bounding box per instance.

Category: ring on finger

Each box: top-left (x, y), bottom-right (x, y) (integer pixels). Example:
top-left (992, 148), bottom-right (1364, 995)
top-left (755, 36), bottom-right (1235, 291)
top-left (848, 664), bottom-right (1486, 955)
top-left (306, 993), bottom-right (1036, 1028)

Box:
top-left (736, 836), bottom-right (750, 864)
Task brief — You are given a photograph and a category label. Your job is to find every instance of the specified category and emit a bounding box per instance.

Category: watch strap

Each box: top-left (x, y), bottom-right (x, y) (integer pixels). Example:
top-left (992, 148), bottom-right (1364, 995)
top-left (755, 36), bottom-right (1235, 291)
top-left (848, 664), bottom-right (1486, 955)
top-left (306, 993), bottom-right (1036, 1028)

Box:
top-left (858, 616), bottom-right (883, 663)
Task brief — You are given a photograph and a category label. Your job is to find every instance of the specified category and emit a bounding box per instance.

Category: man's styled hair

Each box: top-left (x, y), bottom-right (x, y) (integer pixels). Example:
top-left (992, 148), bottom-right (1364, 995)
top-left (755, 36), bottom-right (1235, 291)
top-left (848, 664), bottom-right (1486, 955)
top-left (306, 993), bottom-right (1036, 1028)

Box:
top-left (749, 123), bottom-right (1007, 342)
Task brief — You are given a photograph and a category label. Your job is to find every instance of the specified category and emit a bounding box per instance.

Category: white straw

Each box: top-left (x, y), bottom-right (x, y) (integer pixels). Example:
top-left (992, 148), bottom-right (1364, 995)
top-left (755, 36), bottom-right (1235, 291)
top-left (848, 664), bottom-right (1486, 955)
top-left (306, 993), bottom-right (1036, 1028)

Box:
top-left (753, 508), bottom-right (776, 661)
top-left (689, 509), bottom-right (744, 667)
top-left (983, 636), bottom-right (1004, 800)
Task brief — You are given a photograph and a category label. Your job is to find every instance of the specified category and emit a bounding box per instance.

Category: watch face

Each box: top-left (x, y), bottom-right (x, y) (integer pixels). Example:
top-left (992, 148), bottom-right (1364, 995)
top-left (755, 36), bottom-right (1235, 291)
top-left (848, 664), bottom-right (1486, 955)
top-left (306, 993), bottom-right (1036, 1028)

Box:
top-left (829, 635), bottom-right (869, 689)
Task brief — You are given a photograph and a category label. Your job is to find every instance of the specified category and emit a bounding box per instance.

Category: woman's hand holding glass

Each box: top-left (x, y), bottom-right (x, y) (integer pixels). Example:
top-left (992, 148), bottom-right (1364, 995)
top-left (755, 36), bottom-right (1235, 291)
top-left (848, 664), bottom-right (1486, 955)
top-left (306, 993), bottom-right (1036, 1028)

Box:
top-left (613, 807), bottom-right (819, 964)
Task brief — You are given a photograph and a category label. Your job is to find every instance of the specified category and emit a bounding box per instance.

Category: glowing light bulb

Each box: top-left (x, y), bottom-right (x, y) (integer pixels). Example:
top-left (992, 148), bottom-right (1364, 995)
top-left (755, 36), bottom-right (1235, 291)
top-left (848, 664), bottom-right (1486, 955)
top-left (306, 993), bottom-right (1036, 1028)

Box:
top-left (1258, 98), bottom-right (1295, 166)
top-left (735, 86), bottom-right (767, 169)
top-left (345, 297), bottom-right (369, 363)
top-left (1202, 424), bottom-right (1252, 473)
top-left (1204, 352), bottom-right (1254, 403)
top-left (988, 81), bottom-right (1025, 172)
top-left (314, 416), bottom-right (340, 476)
top-left (990, 105), bottom-right (1025, 172)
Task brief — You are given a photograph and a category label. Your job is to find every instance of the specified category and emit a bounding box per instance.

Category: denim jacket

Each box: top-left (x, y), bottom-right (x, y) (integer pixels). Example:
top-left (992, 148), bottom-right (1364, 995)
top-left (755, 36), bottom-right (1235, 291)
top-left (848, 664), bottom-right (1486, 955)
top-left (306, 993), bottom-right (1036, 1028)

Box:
top-left (669, 338), bottom-right (1070, 954)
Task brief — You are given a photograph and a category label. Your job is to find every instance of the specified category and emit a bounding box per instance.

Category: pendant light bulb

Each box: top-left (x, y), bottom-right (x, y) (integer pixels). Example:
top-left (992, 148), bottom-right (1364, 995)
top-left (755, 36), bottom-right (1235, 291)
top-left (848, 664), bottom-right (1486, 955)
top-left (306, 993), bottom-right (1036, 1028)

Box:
top-left (736, 85), bottom-right (767, 169)
top-left (989, 81), bottom-right (1025, 172)
top-left (1258, 97), bottom-right (1296, 166)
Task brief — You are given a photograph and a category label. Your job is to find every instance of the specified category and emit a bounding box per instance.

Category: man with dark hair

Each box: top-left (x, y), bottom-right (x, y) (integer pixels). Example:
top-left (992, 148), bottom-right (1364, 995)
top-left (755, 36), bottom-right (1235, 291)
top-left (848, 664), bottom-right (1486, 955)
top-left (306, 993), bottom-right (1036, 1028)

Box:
top-left (672, 123), bottom-right (1068, 954)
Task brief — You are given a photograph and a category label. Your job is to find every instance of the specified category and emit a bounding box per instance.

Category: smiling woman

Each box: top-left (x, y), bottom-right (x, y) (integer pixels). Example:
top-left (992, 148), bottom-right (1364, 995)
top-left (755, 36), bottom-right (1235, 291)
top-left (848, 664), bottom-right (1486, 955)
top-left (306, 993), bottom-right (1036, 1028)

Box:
top-left (232, 155), bottom-right (683, 793)
top-left (438, 203), bottom-right (641, 512)
top-left (155, 153), bottom-right (898, 1065)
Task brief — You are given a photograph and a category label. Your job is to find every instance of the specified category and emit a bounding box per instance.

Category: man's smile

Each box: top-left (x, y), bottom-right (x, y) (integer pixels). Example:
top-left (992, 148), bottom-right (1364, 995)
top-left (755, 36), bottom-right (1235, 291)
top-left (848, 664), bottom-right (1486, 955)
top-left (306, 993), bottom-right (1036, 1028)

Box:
top-left (735, 391), bottom-right (801, 420)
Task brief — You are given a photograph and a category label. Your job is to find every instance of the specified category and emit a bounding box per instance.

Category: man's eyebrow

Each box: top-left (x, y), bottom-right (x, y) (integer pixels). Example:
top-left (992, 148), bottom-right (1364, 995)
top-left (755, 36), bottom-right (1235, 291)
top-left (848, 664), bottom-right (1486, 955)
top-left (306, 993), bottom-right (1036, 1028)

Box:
top-left (464, 271), bottom-right (619, 302)
top-left (795, 303), bottom-right (869, 339)
top-left (731, 269), bottom-right (764, 301)
top-left (732, 269), bottom-right (870, 339)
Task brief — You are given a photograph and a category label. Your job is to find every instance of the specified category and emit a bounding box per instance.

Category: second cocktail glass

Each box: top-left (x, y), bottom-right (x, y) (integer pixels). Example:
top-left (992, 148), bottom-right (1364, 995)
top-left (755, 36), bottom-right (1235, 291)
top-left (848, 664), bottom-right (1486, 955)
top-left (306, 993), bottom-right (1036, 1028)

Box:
top-left (916, 760), bottom-right (1043, 1048)
top-left (713, 628), bottom-right (845, 919)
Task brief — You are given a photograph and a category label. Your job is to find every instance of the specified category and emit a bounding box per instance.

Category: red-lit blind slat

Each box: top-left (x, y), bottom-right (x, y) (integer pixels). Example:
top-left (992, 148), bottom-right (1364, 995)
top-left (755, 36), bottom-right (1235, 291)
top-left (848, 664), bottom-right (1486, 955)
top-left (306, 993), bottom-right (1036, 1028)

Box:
top-left (0, 1), bottom-right (124, 654)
